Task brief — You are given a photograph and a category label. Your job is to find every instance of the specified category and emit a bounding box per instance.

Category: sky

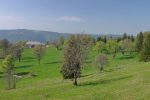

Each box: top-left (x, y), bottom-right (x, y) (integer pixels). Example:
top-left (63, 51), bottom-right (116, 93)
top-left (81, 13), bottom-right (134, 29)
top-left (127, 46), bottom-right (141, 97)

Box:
top-left (0, 0), bottom-right (150, 34)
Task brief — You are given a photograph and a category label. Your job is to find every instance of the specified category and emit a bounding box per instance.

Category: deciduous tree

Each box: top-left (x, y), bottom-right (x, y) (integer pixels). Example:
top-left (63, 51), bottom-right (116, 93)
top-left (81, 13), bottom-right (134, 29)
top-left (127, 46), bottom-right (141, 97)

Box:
top-left (94, 41), bottom-right (106, 53)
top-left (120, 39), bottom-right (135, 56)
top-left (0, 39), bottom-right (10, 57)
top-left (2, 55), bottom-right (15, 89)
top-left (140, 32), bottom-right (150, 62)
top-left (10, 42), bottom-right (25, 62)
top-left (33, 45), bottom-right (45, 64)
top-left (107, 40), bottom-right (119, 58)
top-left (61, 34), bottom-right (91, 85)
top-left (95, 54), bottom-right (108, 71)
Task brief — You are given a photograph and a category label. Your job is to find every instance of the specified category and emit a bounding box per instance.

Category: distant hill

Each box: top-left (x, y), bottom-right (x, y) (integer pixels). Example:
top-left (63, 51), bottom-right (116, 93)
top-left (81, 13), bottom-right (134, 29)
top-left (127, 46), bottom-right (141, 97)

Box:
top-left (0, 29), bottom-right (72, 42)
top-left (0, 29), bottom-right (123, 42)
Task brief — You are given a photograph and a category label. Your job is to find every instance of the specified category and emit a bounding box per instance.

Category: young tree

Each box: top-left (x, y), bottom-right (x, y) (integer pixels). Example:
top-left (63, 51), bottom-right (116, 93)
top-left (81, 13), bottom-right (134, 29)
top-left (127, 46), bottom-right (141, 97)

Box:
top-left (61, 34), bottom-right (91, 85)
top-left (60, 36), bottom-right (65, 46)
top-left (0, 39), bottom-right (10, 57)
top-left (10, 42), bottom-right (25, 62)
top-left (2, 55), bottom-right (15, 89)
top-left (123, 33), bottom-right (127, 40)
top-left (94, 41), bottom-right (106, 53)
top-left (107, 40), bottom-right (119, 58)
top-left (33, 45), bottom-right (45, 64)
top-left (117, 37), bottom-right (122, 42)
top-left (119, 41), bottom-right (125, 55)
top-left (135, 32), bottom-right (143, 52)
top-left (140, 32), bottom-right (150, 62)
top-left (97, 35), bottom-right (107, 43)
top-left (131, 35), bottom-right (135, 42)
top-left (95, 54), bottom-right (108, 71)
top-left (120, 39), bottom-right (135, 56)
top-left (97, 36), bottom-right (102, 42)
top-left (103, 35), bottom-right (107, 43)
top-left (51, 40), bottom-right (61, 50)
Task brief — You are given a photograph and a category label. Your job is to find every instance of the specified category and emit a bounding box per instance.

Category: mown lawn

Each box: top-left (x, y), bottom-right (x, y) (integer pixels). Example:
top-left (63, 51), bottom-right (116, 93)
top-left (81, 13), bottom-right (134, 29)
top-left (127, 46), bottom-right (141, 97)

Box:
top-left (0, 46), bottom-right (149, 100)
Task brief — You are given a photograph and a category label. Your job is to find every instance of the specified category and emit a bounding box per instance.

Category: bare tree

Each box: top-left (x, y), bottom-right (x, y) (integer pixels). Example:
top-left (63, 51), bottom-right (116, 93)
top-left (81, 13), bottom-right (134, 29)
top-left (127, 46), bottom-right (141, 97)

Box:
top-left (95, 54), bottom-right (108, 71)
top-left (107, 39), bottom-right (119, 58)
top-left (51, 40), bottom-right (61, 50)
top-left (10, 41), bottom-right (25, 62)
top-left (33, 45), bottom-right (45, 64)
top-left (60, 36), bottom-right (65, 46)
top-left (120, 39), bottom-right (135, 56)
top-left (0, 39), bottom-right (10, 57)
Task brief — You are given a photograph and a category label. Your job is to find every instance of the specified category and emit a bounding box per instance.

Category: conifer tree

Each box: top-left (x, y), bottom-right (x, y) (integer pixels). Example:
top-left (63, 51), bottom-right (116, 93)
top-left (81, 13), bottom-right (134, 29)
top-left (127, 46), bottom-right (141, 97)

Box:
top-left (140, 32), bottom-right (150, 61)
top-left (135, 32), bottom-right (143, 52)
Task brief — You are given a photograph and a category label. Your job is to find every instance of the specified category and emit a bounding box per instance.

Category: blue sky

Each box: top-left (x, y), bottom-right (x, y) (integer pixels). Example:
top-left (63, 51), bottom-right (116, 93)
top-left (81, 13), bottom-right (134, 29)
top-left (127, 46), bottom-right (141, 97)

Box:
top-left (0, 0), bottom-right (150, 34)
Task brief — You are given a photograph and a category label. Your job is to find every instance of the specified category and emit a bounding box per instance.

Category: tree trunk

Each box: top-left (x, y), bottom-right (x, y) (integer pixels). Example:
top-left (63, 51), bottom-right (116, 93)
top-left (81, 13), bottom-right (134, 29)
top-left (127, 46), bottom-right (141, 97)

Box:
top-left (112, 52), bottom-right (116, 59)
top-left (12, 76), bottom-right (16, 89)
top-left (73, 72), bottom-right (78, 85)
top-left (121, 51), bottom-right (125, 55)
top-left (38, 59), bottom-right (40, 64)
top-left (56, 46), bottom-right (59, 50)
top-left (100, 66), bottom-right (103, 71)
top-left (129, 51), bottom-right (132, 56)
top-left (18, 57), bottom-right (21, 62)
top-left (8, 74), bottom-right (11, 89)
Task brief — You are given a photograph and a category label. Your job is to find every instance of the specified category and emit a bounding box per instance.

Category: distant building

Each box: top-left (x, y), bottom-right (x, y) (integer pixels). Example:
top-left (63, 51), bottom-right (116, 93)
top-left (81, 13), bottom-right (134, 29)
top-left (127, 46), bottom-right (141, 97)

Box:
top-left (26, 41), bottom-right (45, 48)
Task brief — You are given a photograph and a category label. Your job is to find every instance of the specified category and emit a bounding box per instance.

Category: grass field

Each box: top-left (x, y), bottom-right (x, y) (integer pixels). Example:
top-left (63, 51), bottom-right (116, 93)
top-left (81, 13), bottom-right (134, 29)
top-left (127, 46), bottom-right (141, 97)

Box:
top-left (0, 46), bottom-right (150, 100)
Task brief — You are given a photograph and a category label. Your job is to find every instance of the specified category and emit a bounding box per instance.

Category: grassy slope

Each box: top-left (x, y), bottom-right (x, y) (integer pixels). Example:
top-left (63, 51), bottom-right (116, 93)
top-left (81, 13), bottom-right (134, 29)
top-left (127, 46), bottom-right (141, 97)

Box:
top-left (0, 46), bottom-right (149, 100)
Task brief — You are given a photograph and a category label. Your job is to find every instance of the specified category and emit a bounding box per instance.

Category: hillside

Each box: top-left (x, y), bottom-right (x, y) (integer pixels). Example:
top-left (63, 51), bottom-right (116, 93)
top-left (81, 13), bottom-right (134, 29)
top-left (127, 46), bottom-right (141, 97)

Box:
top-left (0, 29), bottom-right (124, 43)
top-left (0, 46), bottom-right (149, 100)
top-left (0, 29), bottom-right (70, 42)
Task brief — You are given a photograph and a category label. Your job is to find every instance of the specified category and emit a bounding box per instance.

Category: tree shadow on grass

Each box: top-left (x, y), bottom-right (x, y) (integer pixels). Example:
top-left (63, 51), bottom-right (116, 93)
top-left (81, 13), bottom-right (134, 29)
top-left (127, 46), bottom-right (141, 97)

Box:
top-left (0, 72), bottom-right (3, 78)
top-left (22, 57), bottom-right (35, 62)
top-left (80, 73), bottom-right (94, 78)
top-left (85, 60), bottom-right (92, 64)
top-left (15, 65), bottom-right (33, 69)
top-left (15, 72), bottom-right (38, 77)
top-left (15, 72), bottom-right (30, 76)
top-left (118, 56), bottom-right (134, 60)
top-left (22, 60), bottom-right (35, 62)
top-left (44, 61), bottom-right (62, 64)
top-left (104, 69), bottom-right (115, 72)
top-left (23, 57), bottom-right (35, 60)
top-left (79, 75), bottom-right (132, 86)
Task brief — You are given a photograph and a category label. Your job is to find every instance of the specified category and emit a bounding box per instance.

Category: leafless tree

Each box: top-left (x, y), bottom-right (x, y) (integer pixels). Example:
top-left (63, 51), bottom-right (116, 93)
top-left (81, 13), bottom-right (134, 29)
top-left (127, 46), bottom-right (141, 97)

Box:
top-left (33, 45), bottom-right (45, 64)
top-left (95, 54), bottom-right (108, 71)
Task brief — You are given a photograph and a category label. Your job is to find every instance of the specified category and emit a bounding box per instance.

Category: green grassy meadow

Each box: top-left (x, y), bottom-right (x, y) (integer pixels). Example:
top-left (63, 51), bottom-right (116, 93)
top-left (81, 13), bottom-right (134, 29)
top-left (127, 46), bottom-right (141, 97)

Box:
top-left (0, 46), bottom-right (150, 100)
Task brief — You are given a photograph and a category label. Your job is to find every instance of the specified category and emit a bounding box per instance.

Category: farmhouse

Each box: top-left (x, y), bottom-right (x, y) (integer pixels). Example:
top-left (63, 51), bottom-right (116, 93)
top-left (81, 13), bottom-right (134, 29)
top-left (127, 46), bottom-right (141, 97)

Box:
top-left (26, 41), bottom-right (45, 48)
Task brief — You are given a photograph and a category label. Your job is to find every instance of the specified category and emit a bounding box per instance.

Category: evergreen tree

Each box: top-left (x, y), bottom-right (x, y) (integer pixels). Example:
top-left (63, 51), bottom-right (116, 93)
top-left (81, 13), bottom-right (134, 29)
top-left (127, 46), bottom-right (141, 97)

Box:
top-left (140, 32), bottom-right (150, 62)
top-left (131, 35), bottom-right (135, 42)
top-left (103, 35), bottom-right (107, 43)
top-left (97, 36), bottom-right (102, 42)
top-left (135, 32), bottom-right (143, 52)
top-left (123, 33), bottom-right (127, 40)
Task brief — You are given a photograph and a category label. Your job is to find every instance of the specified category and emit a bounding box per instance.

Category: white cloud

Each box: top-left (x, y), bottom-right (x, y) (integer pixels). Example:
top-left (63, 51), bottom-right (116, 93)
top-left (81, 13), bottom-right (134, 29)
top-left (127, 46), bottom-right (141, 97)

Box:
top-left (58, 16), bottom-right (83, 22)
